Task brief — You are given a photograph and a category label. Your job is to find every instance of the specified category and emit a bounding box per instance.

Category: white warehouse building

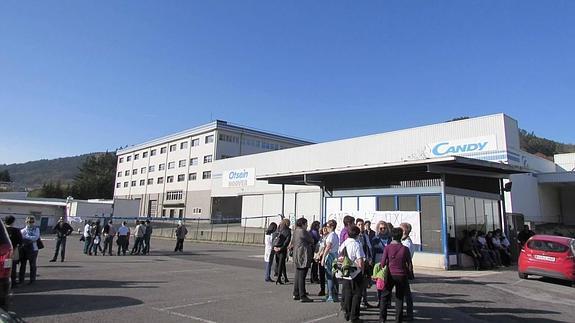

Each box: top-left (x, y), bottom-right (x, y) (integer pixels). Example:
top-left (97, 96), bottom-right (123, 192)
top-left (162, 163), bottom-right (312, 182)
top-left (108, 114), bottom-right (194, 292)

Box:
top-left (115, 114), bottom-right (575, 269)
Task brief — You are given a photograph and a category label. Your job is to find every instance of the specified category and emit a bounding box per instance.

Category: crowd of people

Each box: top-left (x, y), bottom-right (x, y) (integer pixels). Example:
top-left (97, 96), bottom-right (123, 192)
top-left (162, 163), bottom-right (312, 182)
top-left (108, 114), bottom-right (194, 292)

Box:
top-left (264, 216), bottom-right (416, 323)
top-left (459, 228), bottom-right (513, 270)
top-left (5, 215), bottom-right (43, 287)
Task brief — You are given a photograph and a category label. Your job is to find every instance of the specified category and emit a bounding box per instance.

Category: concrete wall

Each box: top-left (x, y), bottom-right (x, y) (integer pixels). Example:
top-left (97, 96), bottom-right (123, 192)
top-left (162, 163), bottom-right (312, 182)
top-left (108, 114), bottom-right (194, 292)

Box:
top-left (241, 190), bottom-right (320, 228)
top-left (508, 174), bottom-right (542, 222)
top-left (560, 188), bottom-right (575, 225)
top-left (538, 186), bottom-right (562, 223)
top-left (0, 203), bottom-right (64, 229)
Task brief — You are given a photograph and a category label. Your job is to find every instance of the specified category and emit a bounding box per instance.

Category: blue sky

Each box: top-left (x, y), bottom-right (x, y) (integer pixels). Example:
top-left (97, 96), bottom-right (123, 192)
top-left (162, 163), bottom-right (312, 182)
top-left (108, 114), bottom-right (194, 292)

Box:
top-left (0, 0), bottom-right (573, 164)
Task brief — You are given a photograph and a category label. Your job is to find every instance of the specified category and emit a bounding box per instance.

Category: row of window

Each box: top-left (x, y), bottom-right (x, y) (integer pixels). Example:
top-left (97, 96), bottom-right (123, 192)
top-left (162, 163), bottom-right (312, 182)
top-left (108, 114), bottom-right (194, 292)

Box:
top-left (218, 134), bottom-right (284, 151)
top-left (116, 171), bottom-right (211, 188)
top-left (160, 208), bottom-right (201, 218)
top-left (119, 135), bottom-right (215, 164)
top-left (117, 156), bottom-right (212, 177)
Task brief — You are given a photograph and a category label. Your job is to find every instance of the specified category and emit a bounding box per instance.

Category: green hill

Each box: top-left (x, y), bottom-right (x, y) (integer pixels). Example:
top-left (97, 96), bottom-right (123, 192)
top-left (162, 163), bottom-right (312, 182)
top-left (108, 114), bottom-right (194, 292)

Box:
top-left (0, 153), bottom-right (104, 189)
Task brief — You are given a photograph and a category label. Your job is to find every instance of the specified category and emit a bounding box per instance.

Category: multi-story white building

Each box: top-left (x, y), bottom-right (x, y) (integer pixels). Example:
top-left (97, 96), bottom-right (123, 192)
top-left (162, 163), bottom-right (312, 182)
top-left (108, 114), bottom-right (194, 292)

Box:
top-left (113, 120), bottom-right (311, 220)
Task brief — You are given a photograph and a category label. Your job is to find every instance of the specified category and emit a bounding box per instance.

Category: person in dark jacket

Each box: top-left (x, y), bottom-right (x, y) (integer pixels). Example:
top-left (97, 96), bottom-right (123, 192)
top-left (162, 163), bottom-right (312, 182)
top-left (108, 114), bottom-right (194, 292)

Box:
top-left (143, 220), bottom-right (153, 255)
top-left (50, 216), bottom-right (73, 262)
top-left (273, 218), bottom-right (291, 284)
top-left (4, 215), bottom-right (22, 287)
top-left (292, 217), bottom-right (314, 303)
top-left (309, 220), bottom-right (321, 284)
top-left (380, 227), bottom-right (413, 323)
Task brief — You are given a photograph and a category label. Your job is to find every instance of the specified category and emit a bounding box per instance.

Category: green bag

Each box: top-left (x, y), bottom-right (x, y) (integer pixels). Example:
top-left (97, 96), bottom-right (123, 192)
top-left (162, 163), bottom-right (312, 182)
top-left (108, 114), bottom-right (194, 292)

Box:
top-left (333, 247), bottom-right (354, 278)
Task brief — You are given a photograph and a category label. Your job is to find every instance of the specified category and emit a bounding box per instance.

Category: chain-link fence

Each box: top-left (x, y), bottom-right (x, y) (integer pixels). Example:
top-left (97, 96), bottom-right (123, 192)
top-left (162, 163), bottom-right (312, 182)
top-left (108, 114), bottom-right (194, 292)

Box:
top-left (75, 214), bottom-right (283, 246)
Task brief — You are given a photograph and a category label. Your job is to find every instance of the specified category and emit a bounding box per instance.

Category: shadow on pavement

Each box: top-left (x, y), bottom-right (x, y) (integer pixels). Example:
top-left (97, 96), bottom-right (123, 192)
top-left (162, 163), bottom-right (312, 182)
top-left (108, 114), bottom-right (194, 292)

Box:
top-left (11, 294), bottom-right (144, 318)
top-left (12, 279), bottom-right (164, 295)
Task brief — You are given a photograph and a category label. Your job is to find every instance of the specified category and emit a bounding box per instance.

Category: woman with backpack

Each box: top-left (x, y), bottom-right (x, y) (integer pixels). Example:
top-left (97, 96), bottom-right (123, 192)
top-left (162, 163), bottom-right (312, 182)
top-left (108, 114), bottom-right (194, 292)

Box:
top-left (264, 222), bottom-right (278, 282)
top-left (273, 218), bottom-right (291, 285)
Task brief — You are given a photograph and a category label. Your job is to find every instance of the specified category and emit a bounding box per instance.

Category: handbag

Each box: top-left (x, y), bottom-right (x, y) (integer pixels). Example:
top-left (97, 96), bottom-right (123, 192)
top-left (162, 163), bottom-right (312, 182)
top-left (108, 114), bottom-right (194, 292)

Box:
top-left (37, 238), bottom-right (45, 250)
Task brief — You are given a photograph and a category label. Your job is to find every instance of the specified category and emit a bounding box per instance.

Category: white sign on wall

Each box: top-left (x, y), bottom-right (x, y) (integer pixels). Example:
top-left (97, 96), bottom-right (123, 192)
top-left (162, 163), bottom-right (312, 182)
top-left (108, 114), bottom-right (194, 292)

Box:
top-left (326, 210), bottom-right (421, 245)
top-left (426, 135), bottom-right (497, 158)
top-left (222, 168), bottom-right (255, 188)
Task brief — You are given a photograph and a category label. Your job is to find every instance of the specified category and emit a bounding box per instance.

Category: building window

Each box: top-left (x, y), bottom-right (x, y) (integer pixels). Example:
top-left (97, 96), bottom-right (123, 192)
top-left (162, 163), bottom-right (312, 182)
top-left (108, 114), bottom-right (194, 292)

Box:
top-left (131, 181), bottom-right (136, 187)
top-left (219, 134), bottom-right (240, 143)
top-left (190, 158), bottom-right (198, 166)
top-left (134, 154), bottom-right (139, 160)
top-left (149, 165), bottom-right (155, 172)
top-left (132, 169), bottom-right (137, 175)
top-left (168, 162), bottom-right (175, 169)
top-left (205, 135), bottom-right (214, 144)
top-left (160, 147), bottom-right (167, 154)
top-left (191, 138), bottom-right (199, 147)
top-left (167, 176), bottom-right (174, 183)
top-left (124, 170), bottom-right (130, 176)
top-left (166, 190), bottom-right (183, 201)
top-left (157, 177), bottom-right (164, 184)
top-left (159, 163), bottom-right (165, 171)
top-left (143, 152), bottom-right (148, 158)
top-left (117, 171), bottom-right (122, 177)
top-left (124, 182), bottom-right (129, 187)
top-left (202, 171), bottom-right (211, 179)
top-left (192, 207), bottom-right (202, 214)
top-left (169, 144), bottom-right (177, 152)
top-left (116, 183), bottom-right (121, 188)
top-left (178, 209), bottom-right (184, 219)
top-left (221, 154), bottom-right (234, 159)
top-left (127, 156), bottom-right (132, 162)
top-left (119, 157), bottom-right (124, 163)
top-left (177, 174), bottom-right (185, 182)
top-left (151, 149), bottom-right (157, 156)
top-left (189, 173), bottom-right (197, 180)
top-left (180, 141), bottom-right (188, 149)
top-left (139, 179), bottom-right (145, 186)
top-left (179, 160), bottom-right (186, 167)
top-left (169, 209), bottom-right (175, 218)
top-left (203, 155), bottom-right (213, 163)
top-left (141, 167), bottom-right (146, 174)
top-left (147, 178), bottom-right (154, 185)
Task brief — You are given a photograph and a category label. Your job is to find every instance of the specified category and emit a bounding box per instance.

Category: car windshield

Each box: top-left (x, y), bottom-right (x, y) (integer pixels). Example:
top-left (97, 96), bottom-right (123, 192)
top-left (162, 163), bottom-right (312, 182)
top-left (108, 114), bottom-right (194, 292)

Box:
top-left (527, 239), bottom-right (569, 253)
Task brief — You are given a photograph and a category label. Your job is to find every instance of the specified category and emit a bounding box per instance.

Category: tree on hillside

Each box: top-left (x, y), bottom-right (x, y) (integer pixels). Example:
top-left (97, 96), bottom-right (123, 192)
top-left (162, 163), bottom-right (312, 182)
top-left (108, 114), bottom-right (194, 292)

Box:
top-left (73, 152), bottom-right (117, 199)
top-left (37, 152), bottom-right (117, 199)
top-left (0, 170), bottom-right (11, 182)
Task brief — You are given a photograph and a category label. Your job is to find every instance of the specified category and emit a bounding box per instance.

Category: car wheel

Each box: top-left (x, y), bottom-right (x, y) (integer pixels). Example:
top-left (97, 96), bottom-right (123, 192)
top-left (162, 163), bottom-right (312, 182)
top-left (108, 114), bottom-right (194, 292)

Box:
top-left (518, 272), bottom-right (528, 279)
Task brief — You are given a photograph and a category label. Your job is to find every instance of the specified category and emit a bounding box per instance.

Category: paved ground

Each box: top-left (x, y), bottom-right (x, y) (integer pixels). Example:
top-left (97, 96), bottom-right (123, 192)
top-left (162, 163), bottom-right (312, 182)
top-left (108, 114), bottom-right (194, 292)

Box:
top-left (9, 236), bottom-right (575, 322)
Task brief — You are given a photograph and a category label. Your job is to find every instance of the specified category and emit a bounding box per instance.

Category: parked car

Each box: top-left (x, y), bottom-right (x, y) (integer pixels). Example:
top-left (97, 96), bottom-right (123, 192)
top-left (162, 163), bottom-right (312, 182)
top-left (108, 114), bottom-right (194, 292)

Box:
top-left (0, 221), bottom-right (12, 309)
top-left (518, 234), bottom-right (575, 286)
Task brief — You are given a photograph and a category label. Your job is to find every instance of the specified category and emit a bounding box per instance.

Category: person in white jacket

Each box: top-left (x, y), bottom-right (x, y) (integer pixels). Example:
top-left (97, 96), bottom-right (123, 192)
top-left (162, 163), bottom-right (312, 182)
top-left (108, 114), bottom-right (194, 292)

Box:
top-left (264, 222), bottom-right (278, 282)
top-left (20, 216), bottom-right (41, 284)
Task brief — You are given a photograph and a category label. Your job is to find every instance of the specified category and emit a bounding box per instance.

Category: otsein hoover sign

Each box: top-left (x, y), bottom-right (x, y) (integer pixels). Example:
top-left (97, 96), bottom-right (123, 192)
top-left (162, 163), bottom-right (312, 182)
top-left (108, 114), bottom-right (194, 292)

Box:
top-left (426, 135), bottom-right (497, 157)
top-left (222, 168), bottom-right (255, 188)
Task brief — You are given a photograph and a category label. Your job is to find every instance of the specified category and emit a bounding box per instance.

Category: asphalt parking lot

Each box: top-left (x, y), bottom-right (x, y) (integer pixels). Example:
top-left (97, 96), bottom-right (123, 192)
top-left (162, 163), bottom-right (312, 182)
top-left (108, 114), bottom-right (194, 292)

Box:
top-left (10, 236), bottom-right (575, 322)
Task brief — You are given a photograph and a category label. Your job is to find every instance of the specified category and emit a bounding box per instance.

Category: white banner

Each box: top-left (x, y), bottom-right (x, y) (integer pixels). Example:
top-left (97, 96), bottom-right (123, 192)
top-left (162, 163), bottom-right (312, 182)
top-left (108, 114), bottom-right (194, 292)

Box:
top-left (222, 168), bottom-right (255, 188)
top-left (326, 210), bottom-right (421, 245)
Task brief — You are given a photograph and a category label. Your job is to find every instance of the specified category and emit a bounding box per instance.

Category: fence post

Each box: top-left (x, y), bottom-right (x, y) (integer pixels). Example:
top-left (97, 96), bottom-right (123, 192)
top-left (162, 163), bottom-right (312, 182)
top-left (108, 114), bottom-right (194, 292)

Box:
top-left (196, 219), bottom-right (200, 240)
top-left (225, 221), bottom-right (229, 242)
top-left (242, 217), bottom-right (247, 243)
top-left (210, 220), bottom-right (214, 241)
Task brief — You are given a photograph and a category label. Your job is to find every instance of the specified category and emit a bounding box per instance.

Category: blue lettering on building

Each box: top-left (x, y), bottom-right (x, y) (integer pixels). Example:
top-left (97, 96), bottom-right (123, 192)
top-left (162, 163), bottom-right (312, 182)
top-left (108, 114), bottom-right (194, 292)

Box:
top-left (432, 141), bottom-right (489, 156)
top-left (229, 170), bottom-right (249, 180)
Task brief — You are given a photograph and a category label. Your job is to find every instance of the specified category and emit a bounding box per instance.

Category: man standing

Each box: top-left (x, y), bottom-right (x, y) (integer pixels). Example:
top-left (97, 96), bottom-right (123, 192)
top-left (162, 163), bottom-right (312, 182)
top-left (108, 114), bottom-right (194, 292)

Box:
top-left (82, 220), bottom-right (92, 255)
top-left (143, 220), bottom-right (153, 255)
top-left (339, 216), bottom-right (355, 244)
top-left (131, 220), bottom-right (145, 255)
top-left (400, 222), bottom-right (416, 321)
top-left (517, 225), bottom-right (535, 247)
top-left (174, 221), bottom-right (188, 252)
top-left (102, 220), bottom-right (116, 256)
top-left (116, 221), bottom-right (130, 256)
top-left (356, 218), bottom-right (374, 309)
top-left (51, 216), bottom-right (73, 262)
top-left (365, 221), bottom-right (375, 241)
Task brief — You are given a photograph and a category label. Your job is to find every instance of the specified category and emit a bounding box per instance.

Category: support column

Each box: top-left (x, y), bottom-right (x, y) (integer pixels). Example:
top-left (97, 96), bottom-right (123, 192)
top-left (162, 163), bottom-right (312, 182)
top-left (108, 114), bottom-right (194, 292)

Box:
top-left (281, 184), bottom-right (285, 219)
top-left (440, 175), bottom-right (449, 270)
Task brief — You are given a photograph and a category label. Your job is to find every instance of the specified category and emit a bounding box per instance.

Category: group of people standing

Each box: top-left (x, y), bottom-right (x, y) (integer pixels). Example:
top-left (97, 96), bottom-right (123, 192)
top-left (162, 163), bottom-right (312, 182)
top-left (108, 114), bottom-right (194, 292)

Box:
top-left (82, 219), bottom-right (153, 256)
top-left (5, 215), bottom-right (43, 286)
top-left (264, 216), bottom-right (416, 323)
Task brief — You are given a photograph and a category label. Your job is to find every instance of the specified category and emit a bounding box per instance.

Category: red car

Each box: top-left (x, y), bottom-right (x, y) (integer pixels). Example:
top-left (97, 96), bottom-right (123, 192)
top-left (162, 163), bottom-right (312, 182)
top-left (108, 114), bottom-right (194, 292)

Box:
top-left (518, 235), bottom-right (575, 286)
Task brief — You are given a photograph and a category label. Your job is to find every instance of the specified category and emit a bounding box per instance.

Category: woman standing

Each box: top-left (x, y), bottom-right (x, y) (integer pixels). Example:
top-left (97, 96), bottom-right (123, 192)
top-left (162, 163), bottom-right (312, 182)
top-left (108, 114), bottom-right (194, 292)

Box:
top-left (4, 216), bottom-right (22, 287)
top-left (20, 216), bottom-right (41, 285)
top-left (380, 227), bottom-right (413, 323)
top-left (264, 222), bottom-right (278, 282)
top-left (315, 224), bottom-right (328, 296)
top-left (309, 221), bottom-right (321, 284)
top-left (273, 219), bottom-right (291, 284)
top-left (320, 219), bottom-right (339, 302)
top-left (292, 217), bottom-right (314, 303)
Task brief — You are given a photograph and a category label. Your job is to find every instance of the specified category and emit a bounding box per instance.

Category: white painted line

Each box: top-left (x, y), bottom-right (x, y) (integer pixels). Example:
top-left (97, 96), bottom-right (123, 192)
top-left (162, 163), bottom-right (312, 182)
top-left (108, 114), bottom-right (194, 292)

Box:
top-left (303, 313), bottom-right (338, 323)
top-left (167, 269), bottom-right (222, 274)
top-left (156, 300), bottom-right (216, 311)
top-left (248, 255), bottom-right (264, 258)
top-left (154, 308), bottom-right (217, 323)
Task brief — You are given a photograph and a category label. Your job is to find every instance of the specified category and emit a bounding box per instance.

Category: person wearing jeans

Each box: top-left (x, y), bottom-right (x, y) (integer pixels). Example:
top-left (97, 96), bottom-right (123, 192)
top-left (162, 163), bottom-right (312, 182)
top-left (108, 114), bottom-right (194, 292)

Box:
top-left (264, 222), bottom-right (278, 282)
top-left (20, 216), bottom-right (40, 285)
top-left (83, 220), bottom-right (92, 255)
top-left (51, 217), bottom-right (73, 262)
top-left (321, 220), bottom-right (340, 302)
